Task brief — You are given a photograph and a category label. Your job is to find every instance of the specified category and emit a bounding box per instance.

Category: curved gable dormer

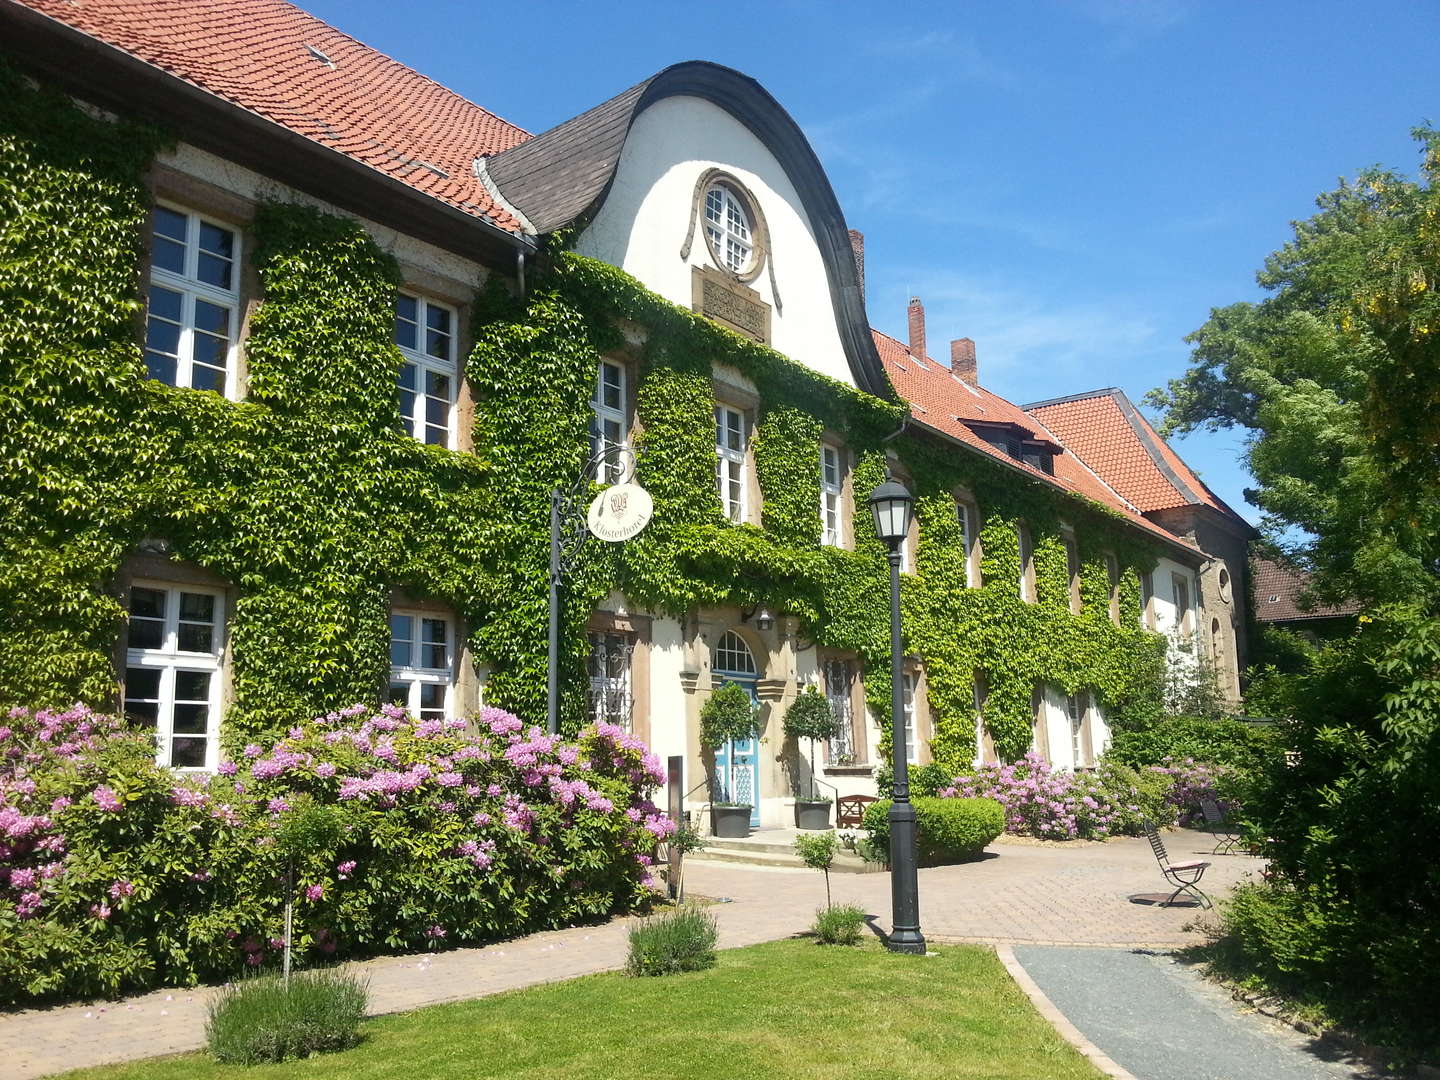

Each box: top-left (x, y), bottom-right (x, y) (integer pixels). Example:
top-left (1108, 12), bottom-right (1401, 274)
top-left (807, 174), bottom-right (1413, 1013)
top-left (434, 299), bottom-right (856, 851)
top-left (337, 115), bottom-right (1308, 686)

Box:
top-left (483, 62), bottom-right (890, 398)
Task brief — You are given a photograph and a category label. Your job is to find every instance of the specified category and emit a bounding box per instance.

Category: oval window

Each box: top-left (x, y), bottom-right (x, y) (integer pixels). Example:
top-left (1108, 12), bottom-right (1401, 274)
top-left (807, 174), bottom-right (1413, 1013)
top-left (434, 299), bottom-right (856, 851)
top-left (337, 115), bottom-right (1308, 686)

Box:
top-left (1217, 566), bottom-right (1232, 603)
top-left (703, 182), bottom-right (756, 275)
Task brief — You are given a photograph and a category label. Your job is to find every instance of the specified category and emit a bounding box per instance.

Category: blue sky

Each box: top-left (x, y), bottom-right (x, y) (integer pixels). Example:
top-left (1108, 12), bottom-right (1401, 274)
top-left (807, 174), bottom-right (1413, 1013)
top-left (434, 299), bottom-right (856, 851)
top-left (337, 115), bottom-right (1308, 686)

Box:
top-left (307, 0), bottom-right (1440, 524)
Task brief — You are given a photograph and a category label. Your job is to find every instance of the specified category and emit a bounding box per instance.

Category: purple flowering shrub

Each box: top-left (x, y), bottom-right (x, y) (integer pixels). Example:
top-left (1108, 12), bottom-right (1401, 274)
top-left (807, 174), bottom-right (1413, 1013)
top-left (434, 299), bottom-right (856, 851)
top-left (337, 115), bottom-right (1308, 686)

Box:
top-left (1146, 756), bottom-right (1233, 825)
top-left (938, 752), bottom-right (1176, 840)
top-left (0, 703), bottom-right (672, 1004)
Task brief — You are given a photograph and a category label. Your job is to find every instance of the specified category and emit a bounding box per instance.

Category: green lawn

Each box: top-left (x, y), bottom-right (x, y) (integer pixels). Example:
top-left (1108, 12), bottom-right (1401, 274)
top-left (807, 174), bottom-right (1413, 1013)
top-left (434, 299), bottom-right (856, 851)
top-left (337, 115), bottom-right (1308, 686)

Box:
top-left (58, 939), bottom-right (1100, 1080)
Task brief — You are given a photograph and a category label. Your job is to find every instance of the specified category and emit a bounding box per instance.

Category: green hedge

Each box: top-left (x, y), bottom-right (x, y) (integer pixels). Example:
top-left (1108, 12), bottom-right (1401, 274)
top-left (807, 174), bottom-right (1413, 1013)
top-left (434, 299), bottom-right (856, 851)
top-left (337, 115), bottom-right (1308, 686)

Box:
top-left (862, 797), bottom-right (1003, 866)
top-left (1106, 716), bottom-right (1281, 774)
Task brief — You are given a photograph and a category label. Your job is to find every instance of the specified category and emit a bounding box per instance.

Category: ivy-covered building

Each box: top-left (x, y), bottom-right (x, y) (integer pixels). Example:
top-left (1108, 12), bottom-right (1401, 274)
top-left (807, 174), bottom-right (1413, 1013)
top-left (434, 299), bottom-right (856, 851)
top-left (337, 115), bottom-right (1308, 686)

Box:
top-left (0, 0), bottom-right (1242, 828)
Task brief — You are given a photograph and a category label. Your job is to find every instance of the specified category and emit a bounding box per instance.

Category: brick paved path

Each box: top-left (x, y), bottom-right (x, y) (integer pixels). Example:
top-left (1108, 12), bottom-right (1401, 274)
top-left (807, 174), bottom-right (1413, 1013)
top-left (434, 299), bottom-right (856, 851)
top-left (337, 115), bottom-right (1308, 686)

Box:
top-left (0, 830), bottom-right (1262, 1079)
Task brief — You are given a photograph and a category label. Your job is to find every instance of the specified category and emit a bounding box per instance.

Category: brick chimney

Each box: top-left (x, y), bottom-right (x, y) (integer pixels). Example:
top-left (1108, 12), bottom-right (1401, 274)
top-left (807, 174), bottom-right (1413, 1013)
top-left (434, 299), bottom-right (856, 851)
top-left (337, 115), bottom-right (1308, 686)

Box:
top-left (907, 297), bottom-right (926, 363)
top-left (848, 229), bottom-right (865, 302)
top-left (951, 338), bottom-right (977, 383)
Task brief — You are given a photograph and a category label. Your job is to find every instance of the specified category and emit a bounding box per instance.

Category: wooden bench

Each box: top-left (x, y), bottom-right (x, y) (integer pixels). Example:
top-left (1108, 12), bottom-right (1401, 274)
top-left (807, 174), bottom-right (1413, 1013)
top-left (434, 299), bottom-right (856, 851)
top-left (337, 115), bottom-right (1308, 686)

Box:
top-left (1143, 819), bottom-right (1213, 908)
top-left (835, 793), bottom-right (878, 828)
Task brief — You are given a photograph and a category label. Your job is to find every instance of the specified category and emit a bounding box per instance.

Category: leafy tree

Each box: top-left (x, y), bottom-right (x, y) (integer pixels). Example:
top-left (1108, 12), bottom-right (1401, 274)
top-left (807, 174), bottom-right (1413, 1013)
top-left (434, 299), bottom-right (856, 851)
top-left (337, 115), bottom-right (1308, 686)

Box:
top-left (1150, 128), bottom-right (1440, 1053)
top-left (1148, 126), bottom-right (1440, 612)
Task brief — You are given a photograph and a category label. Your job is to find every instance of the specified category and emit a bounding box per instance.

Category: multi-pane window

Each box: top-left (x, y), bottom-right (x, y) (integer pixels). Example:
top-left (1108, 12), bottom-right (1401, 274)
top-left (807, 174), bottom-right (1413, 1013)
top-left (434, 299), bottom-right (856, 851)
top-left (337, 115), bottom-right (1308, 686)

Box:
top-left (715, 405), bottom-right (747, 522)
top-left (1063, 532), bottom-right (1082, 614)
top-left (1017, 523), bottom-right (1036, 603)
top-left (1141, 571), bottom-right (1156, 629)
top-left (591, 360), bottom-right (628, 483)
top-left (124, 583), bottom-right (224, 771)
top-left (820, 444), bottom-right (843, 547)
top-left (901, 670), bottom-right (920, 765)
top-left (388, 612), bottom-right (453, 721)
top-left (395, 293), bottom-right (456, 447)
top-left (1067, 692), bottom-right (1086, 768)
top-left (587, 630), bottom-right (635, 730)
top-left (1105, 553), bottom-right (1121, 625)
top-left (147, 206), bottom-right (239, 394)
top-left (956, 499), bottom-right (980, 587)
top-left (823, 658), bottom-right (855, 762)
top-left (704, 183), bottom-right (753, 273)
top-left (1171, 574), bottom-right (1193, 636)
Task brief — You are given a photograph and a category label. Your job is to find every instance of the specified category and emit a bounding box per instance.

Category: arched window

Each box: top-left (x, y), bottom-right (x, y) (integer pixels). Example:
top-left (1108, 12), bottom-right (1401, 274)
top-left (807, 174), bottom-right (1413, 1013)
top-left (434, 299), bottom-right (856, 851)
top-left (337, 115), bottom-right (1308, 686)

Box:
top-left (712, 630), bottom-right (758, 677)
top-left (704, 182), bottom-right (754, 274)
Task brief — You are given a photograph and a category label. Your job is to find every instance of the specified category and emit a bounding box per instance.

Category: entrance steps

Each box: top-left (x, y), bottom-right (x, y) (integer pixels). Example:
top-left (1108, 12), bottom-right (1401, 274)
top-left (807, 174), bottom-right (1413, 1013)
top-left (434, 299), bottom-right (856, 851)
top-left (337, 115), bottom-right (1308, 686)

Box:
top-left (687, 827), bottom-right (883, 874)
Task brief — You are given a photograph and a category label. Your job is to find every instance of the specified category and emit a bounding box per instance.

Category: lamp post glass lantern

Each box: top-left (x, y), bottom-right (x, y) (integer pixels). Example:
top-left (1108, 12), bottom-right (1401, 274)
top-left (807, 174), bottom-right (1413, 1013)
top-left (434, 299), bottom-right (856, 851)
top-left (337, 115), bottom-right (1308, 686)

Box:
top-left (867, 477), bottom-right (925, 954)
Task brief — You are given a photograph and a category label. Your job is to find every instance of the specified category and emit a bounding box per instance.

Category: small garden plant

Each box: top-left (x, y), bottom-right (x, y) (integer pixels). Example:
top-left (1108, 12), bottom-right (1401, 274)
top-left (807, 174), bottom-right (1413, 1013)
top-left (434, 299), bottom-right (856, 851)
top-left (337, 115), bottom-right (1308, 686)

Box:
top-left (812, 904), bottom-right (866, 946)
top-left (625, 905), bottom-right (718, 976)
top-left (782, 686), bottom-right (838, 802)
top-left (793, 830), bottom-right (838, 908)
top-left (205, 968), bottom-right (369, 1065)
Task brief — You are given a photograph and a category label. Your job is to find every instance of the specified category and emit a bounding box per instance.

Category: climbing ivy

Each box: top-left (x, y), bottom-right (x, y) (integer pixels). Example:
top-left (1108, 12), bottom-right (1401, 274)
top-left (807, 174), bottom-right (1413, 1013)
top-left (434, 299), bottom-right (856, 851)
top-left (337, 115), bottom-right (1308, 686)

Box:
top-left (0, 60), bottom-right (1169, 766)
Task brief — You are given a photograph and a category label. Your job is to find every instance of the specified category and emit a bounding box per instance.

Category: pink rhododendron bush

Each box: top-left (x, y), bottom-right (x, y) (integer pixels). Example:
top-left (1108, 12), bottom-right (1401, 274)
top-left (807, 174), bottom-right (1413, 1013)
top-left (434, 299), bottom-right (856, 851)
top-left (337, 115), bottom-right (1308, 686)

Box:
top-left (0, 703), bottom-right (671, 1004)
top-left (938, 752), bottom-right (1177, 840)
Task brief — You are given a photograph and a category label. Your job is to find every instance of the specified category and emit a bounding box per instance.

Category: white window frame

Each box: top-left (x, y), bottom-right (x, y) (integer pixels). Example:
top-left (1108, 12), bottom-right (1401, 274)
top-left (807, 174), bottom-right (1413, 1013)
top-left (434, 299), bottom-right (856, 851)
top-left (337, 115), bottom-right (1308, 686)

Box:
top-left (715, 404), bottom-right (748, 523)
top-left (395, 292), bottom-right (458, 448)
top-left (389, 610), bottom-right (455, 721)
top-left (124, 581), bottom-right (225, 772)
top-left (1067, 692), bottom-right (1086, 769)
top-left (901, 669), bottom-right (920, 765)
top-left (592, 359), bottom-right (629, 484)
top-left (146, 203), bottom-right (240, 397)
top-left (956, 499), bottom-right (980, 587)
top-left (1171, 573), bottom-right (1194, 637)
top-left (1018, 523), bottom-right (1036, 603)
top-left (1062, 529), bottom-right (1082, 614)
top-left (704, 182), bottom-right (754, 274)
top-left (820, 444), bottom-right (844, 547)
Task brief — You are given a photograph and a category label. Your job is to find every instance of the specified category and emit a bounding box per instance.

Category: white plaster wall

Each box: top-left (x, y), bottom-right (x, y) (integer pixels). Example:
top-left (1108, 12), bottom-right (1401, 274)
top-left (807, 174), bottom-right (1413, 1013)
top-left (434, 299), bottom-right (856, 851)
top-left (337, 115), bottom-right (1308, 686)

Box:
top-left (157, 143), bottom-right (487, 287)
top-left (646, 614), bottom-right (690, 770)
top-left (1152, 557), bottom-right (1202, 638)
top-left (1089, 700), bottom-right (1112, 760)
top-left (575, 96), bottom-right (853, 387)
top-left (1040, 686), bottom-right (1076, 772)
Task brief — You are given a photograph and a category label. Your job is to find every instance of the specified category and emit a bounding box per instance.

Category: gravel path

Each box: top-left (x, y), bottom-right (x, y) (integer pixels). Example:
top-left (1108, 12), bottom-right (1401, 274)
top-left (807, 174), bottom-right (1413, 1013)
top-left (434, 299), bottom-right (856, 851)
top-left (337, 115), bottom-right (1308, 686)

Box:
top-left (1011, 946), bottom-right (1379, 1080)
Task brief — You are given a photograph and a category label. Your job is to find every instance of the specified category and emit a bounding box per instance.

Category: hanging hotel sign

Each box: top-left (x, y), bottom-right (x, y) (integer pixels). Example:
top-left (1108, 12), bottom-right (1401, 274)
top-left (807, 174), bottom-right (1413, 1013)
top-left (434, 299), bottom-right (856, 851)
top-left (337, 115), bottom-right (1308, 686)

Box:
top-left (586, 482), bottom-right (653, 543)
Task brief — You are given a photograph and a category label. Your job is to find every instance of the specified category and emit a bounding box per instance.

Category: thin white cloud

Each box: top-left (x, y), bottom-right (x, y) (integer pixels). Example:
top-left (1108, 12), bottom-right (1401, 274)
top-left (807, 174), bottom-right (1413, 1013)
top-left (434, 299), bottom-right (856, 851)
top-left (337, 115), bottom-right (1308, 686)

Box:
top-left (871, 271), bottom-right (1159, 390)
top-left (862, 30), bottom-right (1021, 90)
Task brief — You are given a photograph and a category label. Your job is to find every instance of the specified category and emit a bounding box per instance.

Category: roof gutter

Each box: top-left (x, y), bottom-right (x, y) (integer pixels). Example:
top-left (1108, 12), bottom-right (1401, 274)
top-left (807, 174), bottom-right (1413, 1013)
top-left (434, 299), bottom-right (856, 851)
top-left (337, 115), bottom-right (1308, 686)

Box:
top-left (0, 1), bottom-right (538, 267)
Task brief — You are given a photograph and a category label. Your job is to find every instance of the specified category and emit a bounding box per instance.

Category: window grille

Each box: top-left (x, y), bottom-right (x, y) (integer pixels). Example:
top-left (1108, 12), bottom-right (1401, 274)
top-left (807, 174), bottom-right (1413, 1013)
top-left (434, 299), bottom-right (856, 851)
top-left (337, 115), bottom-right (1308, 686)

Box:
top-left (124, 582), bottom-right (224, 770)
top-left (146, 205), bottom-right (239, 394)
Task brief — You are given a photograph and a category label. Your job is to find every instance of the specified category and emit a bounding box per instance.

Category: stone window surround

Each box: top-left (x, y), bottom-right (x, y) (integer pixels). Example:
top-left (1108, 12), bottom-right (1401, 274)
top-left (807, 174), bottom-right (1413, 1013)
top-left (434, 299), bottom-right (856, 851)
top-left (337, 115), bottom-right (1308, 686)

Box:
top-left (586, 609), bottom-right (652, 746)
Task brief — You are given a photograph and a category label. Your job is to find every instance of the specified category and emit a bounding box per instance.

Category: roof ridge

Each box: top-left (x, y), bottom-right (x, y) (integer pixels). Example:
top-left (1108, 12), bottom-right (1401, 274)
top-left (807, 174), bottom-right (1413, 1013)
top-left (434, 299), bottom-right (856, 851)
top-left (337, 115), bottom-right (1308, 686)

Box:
top-left (1021, 386), bottom-right (1123, 410)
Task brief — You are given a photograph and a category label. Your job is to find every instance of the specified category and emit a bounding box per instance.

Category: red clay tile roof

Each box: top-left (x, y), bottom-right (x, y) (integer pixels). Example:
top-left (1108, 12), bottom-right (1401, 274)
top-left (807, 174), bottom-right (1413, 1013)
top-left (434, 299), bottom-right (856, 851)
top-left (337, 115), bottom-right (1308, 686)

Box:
top-left (874, 331), bottom-right (1202, 557)
top-left (12, 0), bottom-right (532, 231)
top-left (1025, 388), bottom-right (1245, 522)
top-left (1251, 557), bottom-right (1360, 623)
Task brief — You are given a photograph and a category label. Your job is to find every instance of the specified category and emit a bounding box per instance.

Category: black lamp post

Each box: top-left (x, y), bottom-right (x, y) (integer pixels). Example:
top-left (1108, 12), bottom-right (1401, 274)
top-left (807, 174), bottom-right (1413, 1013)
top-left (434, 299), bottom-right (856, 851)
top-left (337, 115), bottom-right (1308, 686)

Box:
top-left (867, 477), bottom-right (925, 955)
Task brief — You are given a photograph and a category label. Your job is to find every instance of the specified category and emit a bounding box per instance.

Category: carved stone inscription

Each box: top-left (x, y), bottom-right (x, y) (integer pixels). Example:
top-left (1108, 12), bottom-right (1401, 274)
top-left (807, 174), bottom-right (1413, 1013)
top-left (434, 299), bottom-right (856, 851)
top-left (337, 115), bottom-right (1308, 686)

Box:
top-left (692, 266), bottom-right (770, 343)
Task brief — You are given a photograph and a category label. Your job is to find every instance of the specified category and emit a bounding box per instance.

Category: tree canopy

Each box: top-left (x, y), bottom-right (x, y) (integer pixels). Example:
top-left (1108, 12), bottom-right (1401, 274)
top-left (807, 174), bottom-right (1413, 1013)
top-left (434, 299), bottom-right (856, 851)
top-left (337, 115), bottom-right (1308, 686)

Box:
top-left (1148, 127), bottom-right (1440, 612)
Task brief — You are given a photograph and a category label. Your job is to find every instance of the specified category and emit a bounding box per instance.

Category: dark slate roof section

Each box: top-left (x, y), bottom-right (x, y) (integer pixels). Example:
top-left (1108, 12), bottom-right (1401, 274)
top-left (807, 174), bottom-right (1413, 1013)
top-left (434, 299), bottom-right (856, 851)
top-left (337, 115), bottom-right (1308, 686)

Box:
top-left (1251, 556), bottom-right (1361, 623)
top-left (485, 61), bottom-right (893, 401)
top-left (483, 78), bottom-right (650, 235)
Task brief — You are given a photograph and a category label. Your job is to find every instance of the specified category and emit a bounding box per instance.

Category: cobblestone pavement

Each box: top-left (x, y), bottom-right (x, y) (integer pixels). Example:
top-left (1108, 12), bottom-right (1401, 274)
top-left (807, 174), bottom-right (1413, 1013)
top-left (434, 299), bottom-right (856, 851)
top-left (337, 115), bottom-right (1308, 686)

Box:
top-left (0, 830), bottom-right (1263, 1079)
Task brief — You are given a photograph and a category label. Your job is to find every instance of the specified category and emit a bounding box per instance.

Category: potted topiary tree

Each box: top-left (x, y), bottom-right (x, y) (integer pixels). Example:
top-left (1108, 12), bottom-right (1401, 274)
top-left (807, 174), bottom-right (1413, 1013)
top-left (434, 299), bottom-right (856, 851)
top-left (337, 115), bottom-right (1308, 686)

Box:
top-left (700, 682), bottom-right (760, 838)
top-left (783, 685), bottom-right (838, 830)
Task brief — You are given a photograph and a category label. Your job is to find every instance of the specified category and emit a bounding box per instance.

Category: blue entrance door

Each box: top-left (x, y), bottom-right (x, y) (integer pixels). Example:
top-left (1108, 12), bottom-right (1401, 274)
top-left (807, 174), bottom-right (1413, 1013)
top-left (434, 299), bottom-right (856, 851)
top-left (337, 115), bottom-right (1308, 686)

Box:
top-left (715, 723), bottom-right (760, 828)
top-left (713, 631), bottom-right (761, 828)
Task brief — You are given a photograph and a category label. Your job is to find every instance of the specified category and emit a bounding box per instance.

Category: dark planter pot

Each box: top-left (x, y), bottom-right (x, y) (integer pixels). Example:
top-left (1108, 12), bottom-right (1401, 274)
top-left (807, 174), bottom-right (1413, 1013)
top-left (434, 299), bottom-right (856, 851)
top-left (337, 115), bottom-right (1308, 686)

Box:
top-left (795, 800), bottom-right (832, 831)
top-left (711, 805), bottom-right (752, 838)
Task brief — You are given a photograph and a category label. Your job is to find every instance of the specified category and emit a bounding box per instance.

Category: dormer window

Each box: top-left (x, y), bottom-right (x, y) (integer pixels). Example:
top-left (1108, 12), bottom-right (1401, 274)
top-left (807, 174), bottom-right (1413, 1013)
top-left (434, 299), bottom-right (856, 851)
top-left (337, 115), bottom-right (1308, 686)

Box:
top-left (705, 181), bottom-right (754, 274)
